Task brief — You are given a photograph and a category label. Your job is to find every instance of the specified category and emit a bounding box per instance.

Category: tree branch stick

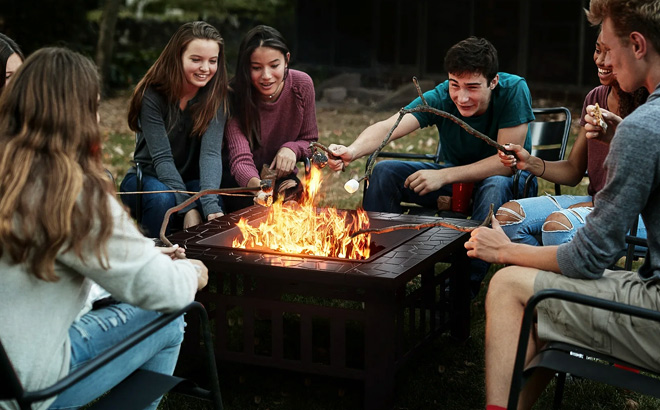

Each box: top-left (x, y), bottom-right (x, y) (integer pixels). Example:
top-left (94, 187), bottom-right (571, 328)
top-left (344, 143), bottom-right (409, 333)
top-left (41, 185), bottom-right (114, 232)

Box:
top-left (349, 204), bottom-right (494, 238)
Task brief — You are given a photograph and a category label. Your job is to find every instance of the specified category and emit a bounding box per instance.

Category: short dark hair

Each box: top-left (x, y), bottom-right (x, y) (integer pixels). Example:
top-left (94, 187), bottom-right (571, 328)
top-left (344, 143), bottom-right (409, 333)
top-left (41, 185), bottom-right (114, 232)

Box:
top-left (444, 37), bottom-right (499, 83)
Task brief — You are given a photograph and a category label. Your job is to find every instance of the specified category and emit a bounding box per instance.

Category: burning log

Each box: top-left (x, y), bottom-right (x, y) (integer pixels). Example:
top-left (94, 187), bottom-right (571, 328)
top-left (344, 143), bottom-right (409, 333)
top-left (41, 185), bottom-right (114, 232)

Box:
top-left (349, 204), bottom-right (494, 238)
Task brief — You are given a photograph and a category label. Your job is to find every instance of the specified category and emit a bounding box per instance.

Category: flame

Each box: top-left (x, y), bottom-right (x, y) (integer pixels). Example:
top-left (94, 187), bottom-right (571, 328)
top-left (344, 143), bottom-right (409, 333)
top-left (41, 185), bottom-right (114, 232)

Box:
top-left (232, 167), bottom-right (371, 259)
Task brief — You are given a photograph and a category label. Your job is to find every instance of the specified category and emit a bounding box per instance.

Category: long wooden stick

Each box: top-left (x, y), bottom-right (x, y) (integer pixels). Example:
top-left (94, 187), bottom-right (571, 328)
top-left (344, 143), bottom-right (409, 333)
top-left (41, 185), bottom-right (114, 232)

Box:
top-left (158, 187), bottom-right (264, 246)
top-left (363, 77), bottom-right (516, 180)
top-left (349, 204), bottom-right (494, 238)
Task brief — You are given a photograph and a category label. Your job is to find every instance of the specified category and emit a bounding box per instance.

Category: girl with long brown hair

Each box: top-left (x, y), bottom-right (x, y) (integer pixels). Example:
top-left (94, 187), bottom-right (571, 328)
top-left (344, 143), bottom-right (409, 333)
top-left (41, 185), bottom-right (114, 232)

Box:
top-left (120, 21), bottom-right (228, 237)
top-left (0, 47), bottom-right (208, 410)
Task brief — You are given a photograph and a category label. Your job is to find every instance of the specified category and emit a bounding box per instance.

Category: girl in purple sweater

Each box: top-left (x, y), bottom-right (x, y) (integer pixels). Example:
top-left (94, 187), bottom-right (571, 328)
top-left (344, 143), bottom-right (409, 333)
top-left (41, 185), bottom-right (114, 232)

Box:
top-left (223, 25), bottom-right (318, 212)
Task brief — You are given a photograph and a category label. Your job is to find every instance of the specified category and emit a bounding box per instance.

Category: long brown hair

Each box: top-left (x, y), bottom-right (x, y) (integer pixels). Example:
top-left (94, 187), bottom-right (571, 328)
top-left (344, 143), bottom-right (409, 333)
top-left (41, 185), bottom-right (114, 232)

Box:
top-left (0, 47), bottom-right (113, 281)
top-left (127, 21), bottom-right (228, 137)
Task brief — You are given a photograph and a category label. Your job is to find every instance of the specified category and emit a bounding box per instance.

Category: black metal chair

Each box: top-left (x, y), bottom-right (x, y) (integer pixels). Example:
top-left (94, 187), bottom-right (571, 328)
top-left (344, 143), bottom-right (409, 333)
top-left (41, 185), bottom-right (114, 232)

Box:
top-left (512, 107), bottom-right (571, 199)
top-left (0, 301), bottom-right (223, 410)
top-left (507, 289), bottom-right (660, 410)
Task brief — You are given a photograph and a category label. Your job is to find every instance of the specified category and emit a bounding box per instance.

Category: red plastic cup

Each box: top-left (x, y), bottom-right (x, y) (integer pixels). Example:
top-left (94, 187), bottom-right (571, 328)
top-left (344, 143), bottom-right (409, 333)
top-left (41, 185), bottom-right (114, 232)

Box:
top-left (451, 182), bottom-right (474, 213)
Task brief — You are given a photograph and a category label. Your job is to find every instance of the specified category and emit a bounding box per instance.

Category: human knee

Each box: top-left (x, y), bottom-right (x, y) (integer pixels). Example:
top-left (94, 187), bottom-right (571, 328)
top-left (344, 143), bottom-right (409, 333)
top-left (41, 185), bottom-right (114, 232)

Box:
top-left (495, 201), bottom-right (525, 226)
top-left (542, 212), bottom-right (573, 232)
top-left (487, 266), bottom-right (536, 304)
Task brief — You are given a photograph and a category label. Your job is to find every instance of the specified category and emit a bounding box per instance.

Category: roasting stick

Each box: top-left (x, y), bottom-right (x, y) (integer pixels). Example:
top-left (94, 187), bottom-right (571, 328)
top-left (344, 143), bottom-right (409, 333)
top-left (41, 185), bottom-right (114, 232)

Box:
top-left (361, 77), bottom-right (517, 184)
top-left (349, 204), bottom-right (494, 238)
top-left (155, 187), bottom-right (268, 247)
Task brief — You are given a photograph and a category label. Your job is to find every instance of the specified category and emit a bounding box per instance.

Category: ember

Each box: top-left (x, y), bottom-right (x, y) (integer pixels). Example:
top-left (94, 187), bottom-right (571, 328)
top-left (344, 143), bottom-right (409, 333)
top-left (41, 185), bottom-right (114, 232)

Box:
top-left (231, 167), bottom-right (372, 259)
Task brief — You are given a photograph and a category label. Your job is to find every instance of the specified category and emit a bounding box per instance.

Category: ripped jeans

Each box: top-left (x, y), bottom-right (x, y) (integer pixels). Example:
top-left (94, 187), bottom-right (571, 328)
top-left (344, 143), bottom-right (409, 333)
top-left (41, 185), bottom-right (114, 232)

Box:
top-left (497, 194), bottom-right (647, 246)
top-left (49, 303), bottom-right (185, 410)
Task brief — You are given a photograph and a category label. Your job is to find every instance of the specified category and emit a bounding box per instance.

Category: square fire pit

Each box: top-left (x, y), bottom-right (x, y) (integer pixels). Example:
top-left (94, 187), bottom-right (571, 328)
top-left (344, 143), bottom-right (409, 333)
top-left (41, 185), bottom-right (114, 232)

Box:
top-left (170, 205), bottom-right (477, 409)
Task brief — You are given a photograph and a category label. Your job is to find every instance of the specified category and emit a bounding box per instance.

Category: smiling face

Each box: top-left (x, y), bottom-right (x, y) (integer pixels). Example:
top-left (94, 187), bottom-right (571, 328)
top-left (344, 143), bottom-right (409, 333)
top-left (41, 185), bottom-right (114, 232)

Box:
top-left (250, 46), bottom-right (289, 101)
top-left (181, 39), bottom-right (219, 92)
top-left (447, 72), bottom-right (497, 117)
top-left (600, 18), bottom-right (641, 93)
top-left (594, 33), bottom-right (616, 86)
top-left (5, 53), bottom-right (22, 86)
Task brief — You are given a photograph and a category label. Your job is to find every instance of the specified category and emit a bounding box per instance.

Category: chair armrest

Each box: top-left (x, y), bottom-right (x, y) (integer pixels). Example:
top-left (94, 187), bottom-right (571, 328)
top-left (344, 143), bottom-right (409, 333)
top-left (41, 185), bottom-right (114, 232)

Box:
top-left (23, 302), bottom-right (212, 403)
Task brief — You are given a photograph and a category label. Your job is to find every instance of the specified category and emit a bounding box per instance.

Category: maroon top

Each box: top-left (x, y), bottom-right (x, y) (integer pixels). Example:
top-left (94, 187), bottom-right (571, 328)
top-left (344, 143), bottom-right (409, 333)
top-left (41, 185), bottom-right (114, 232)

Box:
top-left (225, 69), bottom-right (318, 186)
top-left (579, 85), bottom-right (611, 196)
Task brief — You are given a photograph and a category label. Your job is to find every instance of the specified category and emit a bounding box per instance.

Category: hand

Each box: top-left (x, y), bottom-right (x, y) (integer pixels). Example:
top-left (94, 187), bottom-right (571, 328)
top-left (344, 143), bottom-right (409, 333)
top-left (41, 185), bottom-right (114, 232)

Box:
top-left (183, 209), bottom-right (202, 229)
top-left (270, 147), bottom-right (297, 179)
top-left (499, 143), bottom-right (531, 171)
top-left (584, 104), bottom-right (618, 143)
top-left (327, 144), bottom-right (353, 172)
top-left (464, 218), bottom-right (511, 264)
top-left (207, 212), bottom-right (224, 221)
top-left (189, 259), bottom-right (209, 290)
top-left (567, 201), bottom-right (593, 209)
top-left (159, 244), bottom-right (186, 260)
top-left (404, 169), bottom-right (446, 196)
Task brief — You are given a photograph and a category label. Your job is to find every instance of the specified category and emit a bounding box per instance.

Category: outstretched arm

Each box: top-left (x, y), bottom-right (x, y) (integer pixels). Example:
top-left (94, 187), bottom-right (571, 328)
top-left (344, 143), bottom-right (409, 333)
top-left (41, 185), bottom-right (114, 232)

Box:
top-left (327, 112), bottom-right (421, 171)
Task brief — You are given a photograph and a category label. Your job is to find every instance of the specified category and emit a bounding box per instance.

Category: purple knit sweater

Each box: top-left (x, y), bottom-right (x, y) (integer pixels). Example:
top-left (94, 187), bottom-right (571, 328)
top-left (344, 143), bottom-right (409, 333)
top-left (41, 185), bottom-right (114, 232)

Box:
top-left (225, 69), bottom-right (318, 186)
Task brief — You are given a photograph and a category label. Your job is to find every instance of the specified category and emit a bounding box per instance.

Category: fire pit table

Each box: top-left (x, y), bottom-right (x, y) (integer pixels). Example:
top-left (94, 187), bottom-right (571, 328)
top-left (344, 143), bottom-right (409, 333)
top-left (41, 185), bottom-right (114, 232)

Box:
top-left (170, 205), bottom-right (477, 409)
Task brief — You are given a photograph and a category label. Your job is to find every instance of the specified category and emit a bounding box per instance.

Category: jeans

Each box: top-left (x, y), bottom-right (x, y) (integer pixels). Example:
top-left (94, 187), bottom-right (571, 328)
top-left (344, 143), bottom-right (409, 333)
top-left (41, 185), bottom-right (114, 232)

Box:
top-left (498, 194), bottom-right (648, 247)
top-left (362, 160), bottom-right (536, 296)
top-left (49, 304), bottom-right (185, 410)
top-left (120, 173), bottom-right (205, 238)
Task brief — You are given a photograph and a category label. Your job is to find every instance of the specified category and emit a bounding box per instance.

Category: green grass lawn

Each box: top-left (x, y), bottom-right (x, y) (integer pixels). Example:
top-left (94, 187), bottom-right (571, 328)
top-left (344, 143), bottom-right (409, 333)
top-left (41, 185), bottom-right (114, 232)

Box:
top-left (99, 96), bottom-right (658, 410)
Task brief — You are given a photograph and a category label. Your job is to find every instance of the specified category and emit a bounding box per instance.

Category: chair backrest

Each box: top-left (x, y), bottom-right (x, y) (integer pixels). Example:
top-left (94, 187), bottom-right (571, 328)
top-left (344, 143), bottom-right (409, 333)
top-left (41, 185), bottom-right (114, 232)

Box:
top-left (528, 107), bottom-right (571, 163)
top-left (517, 107), bottom-right (572, 197)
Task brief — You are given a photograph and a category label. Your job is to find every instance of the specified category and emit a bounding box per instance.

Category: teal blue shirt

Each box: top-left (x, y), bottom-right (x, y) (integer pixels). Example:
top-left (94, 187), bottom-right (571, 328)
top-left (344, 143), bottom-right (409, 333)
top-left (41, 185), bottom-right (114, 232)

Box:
top-left (405, 72), bottom-right (534, 166)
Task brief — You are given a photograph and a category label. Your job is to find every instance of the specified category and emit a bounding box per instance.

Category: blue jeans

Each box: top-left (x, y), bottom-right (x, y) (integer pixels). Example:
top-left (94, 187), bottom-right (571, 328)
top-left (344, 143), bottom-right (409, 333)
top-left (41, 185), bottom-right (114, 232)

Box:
top-left (498, 194), bottom-right (648, 247)
top-left (49, 304), bottom-right (185, 410)
top-left (120, 173), bottom-right (205, 238)
top-left (362, 160), bottom-right (536, 296)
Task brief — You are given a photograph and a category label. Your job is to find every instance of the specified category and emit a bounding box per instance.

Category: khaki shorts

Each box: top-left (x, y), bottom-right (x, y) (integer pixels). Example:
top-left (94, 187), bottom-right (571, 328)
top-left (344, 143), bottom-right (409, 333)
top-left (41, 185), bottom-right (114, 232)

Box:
top-left (534, 269), bottom-right (660, 372)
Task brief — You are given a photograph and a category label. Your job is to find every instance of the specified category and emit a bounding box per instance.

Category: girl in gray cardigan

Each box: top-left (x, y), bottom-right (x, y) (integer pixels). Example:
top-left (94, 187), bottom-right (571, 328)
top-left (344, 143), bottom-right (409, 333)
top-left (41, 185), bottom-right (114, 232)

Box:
top-left (0, 47), bottom-right (208, 410)
top-left (120, 21), bottom-right (228, 237)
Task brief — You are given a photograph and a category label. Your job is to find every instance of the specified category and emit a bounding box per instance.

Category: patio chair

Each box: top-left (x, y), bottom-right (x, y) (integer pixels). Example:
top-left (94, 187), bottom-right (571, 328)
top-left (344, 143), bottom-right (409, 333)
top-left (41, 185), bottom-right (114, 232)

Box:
top-left (512, 107), bottom-right (571, 199)
top-left (507, 289), bottom-right (660, 410)
top-left (0, 301), bottom-right (223, 410)
top-left (363, 107), bottom-right (572, 216)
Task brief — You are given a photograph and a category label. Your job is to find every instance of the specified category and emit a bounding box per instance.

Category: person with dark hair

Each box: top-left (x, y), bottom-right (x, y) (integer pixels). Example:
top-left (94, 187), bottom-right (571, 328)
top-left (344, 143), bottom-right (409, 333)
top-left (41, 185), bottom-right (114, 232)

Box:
top-left (0, 33), bottom-right (24, 93)
top-left (465, 0), bottom-right (660, 408)
top-left (0, 46), bottom-right (208, 410)
top-left (120, 21), bottom-right (228, 237)
top-left (495, 30), bottom-right (649, 246)
top-left (222, 25), bottom-right (318, 212)
top-left (328, 36), bottom-right (535, 296)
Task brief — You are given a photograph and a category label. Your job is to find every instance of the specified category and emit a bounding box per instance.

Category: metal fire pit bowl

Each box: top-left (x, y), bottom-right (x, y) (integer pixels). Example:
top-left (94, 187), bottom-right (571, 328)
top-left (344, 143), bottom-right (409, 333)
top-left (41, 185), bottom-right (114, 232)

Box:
top-left (170, 205), bottom-right (478, 410)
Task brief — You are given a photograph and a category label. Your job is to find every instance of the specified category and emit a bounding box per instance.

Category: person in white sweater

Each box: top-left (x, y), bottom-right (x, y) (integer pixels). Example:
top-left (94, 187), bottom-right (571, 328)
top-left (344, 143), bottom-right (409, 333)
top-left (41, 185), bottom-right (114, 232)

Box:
top-left (0, 47), bottom-right (209, 410)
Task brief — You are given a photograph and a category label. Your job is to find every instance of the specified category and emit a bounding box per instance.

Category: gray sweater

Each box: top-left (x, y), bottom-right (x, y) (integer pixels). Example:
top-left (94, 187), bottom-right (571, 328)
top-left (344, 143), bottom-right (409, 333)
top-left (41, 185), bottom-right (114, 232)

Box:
top-left (0, 197), bottom-right (198, 410)
top-left (128, 86), bottom-right (225, 217)
top-left (557, 85), bottom-right (660, 280)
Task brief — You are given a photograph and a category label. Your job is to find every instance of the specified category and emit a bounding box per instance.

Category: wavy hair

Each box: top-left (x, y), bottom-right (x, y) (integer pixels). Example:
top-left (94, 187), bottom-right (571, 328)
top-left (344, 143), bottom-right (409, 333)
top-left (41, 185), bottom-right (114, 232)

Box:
top-left (228, 25), bottom-right (290, 150)
top-left (0, 47), bottom-right (113, 281)
top-left (586, 0), bottom-right (660, 52)
top-left (127, 21), bottom-right (228, 137)
top-left (0, 33), bottom-right (24, 93)
top-left (444, 37), bottom-right (499, 84)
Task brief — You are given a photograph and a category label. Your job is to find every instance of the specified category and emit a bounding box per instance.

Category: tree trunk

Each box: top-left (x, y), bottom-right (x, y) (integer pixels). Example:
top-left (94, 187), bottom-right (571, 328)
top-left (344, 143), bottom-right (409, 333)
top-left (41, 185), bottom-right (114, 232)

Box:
top-left (95, 0), bottom-right (121, 92)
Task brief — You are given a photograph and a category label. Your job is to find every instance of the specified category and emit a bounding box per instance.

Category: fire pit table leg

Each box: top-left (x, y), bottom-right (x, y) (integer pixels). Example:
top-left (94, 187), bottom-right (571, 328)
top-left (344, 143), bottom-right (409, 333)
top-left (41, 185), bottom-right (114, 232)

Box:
top-left (363, 288), bottom-right (397, 410)
top-left (450, 247), bottom-right (471, 341)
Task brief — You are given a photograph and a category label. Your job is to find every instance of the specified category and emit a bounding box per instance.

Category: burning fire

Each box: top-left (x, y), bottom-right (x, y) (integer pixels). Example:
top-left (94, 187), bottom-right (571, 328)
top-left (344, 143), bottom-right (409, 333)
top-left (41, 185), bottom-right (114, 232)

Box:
top-left (232, 167), bottom-right (372, 259)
